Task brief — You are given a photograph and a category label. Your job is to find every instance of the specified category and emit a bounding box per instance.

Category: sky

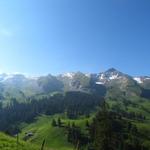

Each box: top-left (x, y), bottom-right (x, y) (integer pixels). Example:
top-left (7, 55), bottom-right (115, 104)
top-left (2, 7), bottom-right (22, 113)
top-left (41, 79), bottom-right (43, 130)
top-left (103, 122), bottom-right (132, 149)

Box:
top-left (0, 0), bottom-right (150, 76)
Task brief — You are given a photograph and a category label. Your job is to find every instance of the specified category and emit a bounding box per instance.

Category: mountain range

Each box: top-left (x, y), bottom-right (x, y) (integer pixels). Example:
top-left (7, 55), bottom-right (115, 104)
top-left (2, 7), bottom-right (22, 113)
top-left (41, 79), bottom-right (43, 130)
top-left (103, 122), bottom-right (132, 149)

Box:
top-left (0, 68), bottom-right (150, 101)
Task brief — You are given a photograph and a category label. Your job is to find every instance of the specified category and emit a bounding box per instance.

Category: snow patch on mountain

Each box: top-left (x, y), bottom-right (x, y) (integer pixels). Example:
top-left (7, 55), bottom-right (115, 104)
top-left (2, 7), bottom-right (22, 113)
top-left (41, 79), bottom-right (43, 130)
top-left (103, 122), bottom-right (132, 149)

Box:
top-left (133, 76), bottom-right (150, 84)
top-left (61, 72), bottom-right (75, 79)
top-left (145, 77), bottom-right (150, 80)
top-left (99, 74), bottom-right (104, 80)
top-left (109, 74), bottom-right (119, 80)
top-left (85, 73), bottom-right (91, 77)
top-left (133, 77), bottom-right (143, 83)
top-left (96, 81), bottom-right (104, 85)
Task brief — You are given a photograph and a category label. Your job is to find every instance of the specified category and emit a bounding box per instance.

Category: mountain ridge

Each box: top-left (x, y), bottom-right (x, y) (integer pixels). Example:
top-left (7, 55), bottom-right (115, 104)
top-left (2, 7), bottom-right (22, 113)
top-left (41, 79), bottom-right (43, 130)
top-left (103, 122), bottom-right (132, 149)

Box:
top-left (0, 68), bottom-right (149, 84)
top-left (0, 68), bottom-right (149, 100)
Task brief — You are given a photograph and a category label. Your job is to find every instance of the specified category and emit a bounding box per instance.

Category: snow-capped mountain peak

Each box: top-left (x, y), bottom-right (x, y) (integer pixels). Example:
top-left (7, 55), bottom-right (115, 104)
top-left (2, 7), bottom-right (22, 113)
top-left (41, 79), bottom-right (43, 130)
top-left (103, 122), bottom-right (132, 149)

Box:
top-left (61, 72), bottom-right (75, 79)
top-left (97, 68), bottom-right (123, 84)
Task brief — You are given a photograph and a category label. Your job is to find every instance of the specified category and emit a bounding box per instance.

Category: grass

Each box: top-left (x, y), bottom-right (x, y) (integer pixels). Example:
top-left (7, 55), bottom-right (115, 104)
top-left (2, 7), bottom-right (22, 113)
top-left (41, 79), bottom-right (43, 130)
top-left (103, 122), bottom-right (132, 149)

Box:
top-left (20, 115), bottom-right (74, 150)
top-left (20, 114), bottom-right (94, 150)
top-left (0, 132), bottom-right (38, 150)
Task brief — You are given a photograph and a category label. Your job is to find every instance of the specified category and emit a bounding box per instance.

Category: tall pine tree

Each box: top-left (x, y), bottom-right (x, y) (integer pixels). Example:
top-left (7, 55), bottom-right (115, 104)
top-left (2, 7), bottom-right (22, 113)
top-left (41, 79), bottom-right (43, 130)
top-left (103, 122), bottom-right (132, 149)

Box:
top-left (90, 101), bottom-right (115, 150)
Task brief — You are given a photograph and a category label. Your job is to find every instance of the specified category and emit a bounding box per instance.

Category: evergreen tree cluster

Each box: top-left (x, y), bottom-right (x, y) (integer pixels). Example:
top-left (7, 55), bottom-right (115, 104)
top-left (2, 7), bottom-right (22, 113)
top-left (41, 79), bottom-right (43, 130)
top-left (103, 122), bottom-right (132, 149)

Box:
top-left (66, 122), bottom-right (89, 149)
top-left (0, 92), bottom-right (102, 135)
top-left (63, 102), bottom-right (149, 150)
top-left (89, 102), bottom-right (149, 150)
top-left (51, 118), bottom-right (62, 127)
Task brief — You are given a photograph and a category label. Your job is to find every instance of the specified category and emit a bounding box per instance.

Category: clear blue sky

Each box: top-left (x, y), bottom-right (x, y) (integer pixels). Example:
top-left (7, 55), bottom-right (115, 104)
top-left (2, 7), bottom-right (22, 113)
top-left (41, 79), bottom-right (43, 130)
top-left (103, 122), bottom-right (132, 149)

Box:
top-left (0, 0), bottom-right (149, 76)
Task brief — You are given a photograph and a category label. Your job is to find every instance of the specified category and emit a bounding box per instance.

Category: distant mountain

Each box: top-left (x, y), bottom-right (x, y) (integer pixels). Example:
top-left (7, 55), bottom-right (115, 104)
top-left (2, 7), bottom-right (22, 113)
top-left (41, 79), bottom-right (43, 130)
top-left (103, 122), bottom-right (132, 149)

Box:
top-left (0, 68), bottom-right (149, 100)
top-left (96, 68), bottom-right (126, 84)
top-left (0, 73), bottom-right (41, 100)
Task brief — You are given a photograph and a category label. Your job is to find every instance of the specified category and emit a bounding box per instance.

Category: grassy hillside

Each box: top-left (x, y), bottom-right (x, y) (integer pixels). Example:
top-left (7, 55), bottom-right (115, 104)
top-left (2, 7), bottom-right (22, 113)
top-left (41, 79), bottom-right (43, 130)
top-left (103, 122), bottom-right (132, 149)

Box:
top-left (20, 115), bottom-right (74, 150)
top-left (19, 97), bottom-right (150, 150)
top-left (107, 95), bottom-right (150, 148)
top-left (20, 114), bottom-right (94, 150)
top-left (0, 132), bottom-right (38, 150)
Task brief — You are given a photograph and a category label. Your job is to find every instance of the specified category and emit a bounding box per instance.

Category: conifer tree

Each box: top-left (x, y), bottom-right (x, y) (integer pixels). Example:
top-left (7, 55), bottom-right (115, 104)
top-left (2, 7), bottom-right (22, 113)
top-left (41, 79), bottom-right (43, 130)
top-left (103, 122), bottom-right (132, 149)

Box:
top-left (90, 101), bottom-right (115, 150)
top-left (85, 120), bottom-right (90, 128)
top-left (57, 117), bottom-right (62, 127)
top-left (51, 119), bottom-right (57, 127)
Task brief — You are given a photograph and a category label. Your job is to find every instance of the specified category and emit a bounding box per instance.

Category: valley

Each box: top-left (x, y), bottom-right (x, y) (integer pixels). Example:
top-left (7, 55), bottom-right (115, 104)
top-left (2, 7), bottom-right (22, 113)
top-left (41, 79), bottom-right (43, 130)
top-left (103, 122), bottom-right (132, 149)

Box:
top-left (0, 68), bottom-right (149, 150)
